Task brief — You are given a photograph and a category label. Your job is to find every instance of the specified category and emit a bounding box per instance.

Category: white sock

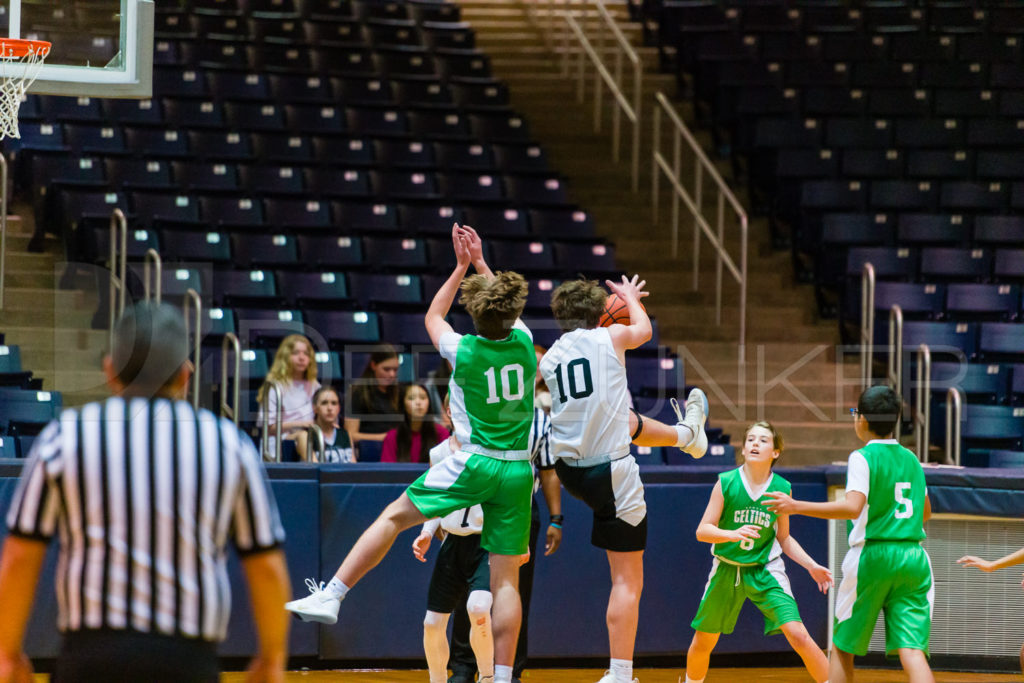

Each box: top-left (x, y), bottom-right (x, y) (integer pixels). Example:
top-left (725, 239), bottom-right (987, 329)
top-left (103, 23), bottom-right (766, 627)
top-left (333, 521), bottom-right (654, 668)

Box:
top-left (494, 664), bottom-right (513, 683)
top-left (685, 677), bottom-right (704, 683)
top-left (610, 658), bottom-right (633, 682)
top-left (674, 424), bottom-right (695, 447)
top-left (325, 577), bottom-right (349, 600)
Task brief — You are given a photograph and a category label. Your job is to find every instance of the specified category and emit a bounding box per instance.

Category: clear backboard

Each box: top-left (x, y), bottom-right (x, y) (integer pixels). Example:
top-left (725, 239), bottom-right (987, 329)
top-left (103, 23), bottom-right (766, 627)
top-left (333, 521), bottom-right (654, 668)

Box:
top-left (5, 0), bottom-right (153, 98)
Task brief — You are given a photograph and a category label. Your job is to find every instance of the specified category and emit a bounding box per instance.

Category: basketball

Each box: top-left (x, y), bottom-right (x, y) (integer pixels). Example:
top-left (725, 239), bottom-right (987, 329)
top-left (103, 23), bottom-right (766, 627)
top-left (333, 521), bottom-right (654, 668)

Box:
top-left (599, 293), bottom-right (644, 327)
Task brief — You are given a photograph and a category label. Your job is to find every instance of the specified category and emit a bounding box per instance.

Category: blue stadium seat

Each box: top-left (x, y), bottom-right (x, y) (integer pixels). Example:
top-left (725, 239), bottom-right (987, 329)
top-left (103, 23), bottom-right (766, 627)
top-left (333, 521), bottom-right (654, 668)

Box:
top-left (224, 102), bottom-right (287, 131)
top-left (312, 136), bottom-right (377, 166)
top-left (191, 131), bottom-right (255, 162)
top-left (882, 321), bottom-right (977, 361)
top-left (64, 123), bottom-right (128, 155)
top-left (975, 216), bottom-right (1024, 246)
top-left (305, 168), bottom-right (373, 199)
top-left (399, 204), bottom-right (463, 234)
top-left (439, 172), bottom-right (504, 202)
top-left (845, 246), bottom-right (917, 280)
top-left (906, 150), bottom-right (972, 181)
top-left (241, 165), bottom-right (307, 195)
top-left (254, 134), bottom-right (316, 163)
top-left (489, 239), bottom-right (555, 274)
top-left (153, 66), bottom-right (210, 98)
top-left (276, 271), bottom-right (350, 306)
top-left (1014, 366), bottom-right (1024, 406)
top-left (164, 99), bottom-right (226, 129)
top-left (0, 389), bottom-right (62, 435)
top-left (979, 323), bottom-right (1024, 362)
top-left (625, 353), bottom-right (684, 397)
top-left (995, 249), bottom-right (1024, 283)
top-left (347, 273), bottom-right (424, 307)
top-left (377, 139), bottom-right (437, 169)
top-left (463, 207), bottom-right (529, 237)
top-left (946, 284), bottom-right (1020, 322)
top-left (284, 104), bottom-right (347, 134)
top-left (871, 282), bottom-right (946, 319)
top-left (132, 192), bottom-right (202, 228)
top-left (268, 74), bottom-right (334, 104)
top-left (231, 233), bottom-right (300, 268)
top-left (393, 80), bottom-right (454, 108)
top-left (305, 310), bottom-right (381, 346)
top-left (212, 269), bottom-right (279, 307)
top-left (125, 127), bottom-right (191, 158)
top-left (919, 248), bottom-right (992, 282)
top-left (372, 170), bottom-right (440, 200)
top-left (363, 237), bottom-right (429, 268)
top-left (553, 242), bottom-right (617, 274)
top-left (347, 107), bottom-right (409, 137)
top-left (314, 350), bottom-right (344, 387)
top-left (200, 196), bottom-right (265, 226)
top-left (435, 141), bottom-right (495, 171)
top-left (161, 229), bottom-right (232, 264)
top-left (506, 175), bottom-right (570, 207)
top-left (493, 144), bottom-right (548, 174)
top-left (105, 159), bottom-right (175, 191)
top-left (927, 361), bottom-right (1011, 405)
top-left (940, 181), bottom-right (1008, 212)
top-left (470, 112), bottom-right (529, 143)
top-left (897, 214), bottom-right (968, 246)
top-left (206, 71), bottom-right (271, 101)
top-left (174, 161), bottom-right (241, 192)
top-left (296, 235), bottom-right (364, 268)
top-left (334, 76), bottom-right (395, 105)
top-left (376, 48), bottom-right (439, 79)
top-left (332, 202), bottom-right (398, 231)
top-left (379, 312), bottom-right (434, 347)
top-left (234, 308), bottom-right (307, 343)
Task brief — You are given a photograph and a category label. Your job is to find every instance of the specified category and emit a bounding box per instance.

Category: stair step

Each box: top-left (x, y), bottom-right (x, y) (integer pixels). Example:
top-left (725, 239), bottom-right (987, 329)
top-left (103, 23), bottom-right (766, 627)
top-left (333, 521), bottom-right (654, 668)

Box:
top-left (0, 307), bottom-right (93, 328)
top-left (695, 379), bottom-right (861, 407)
top-left (718, 419), bottom-right (857, 448)
top-left (0, 287), bottom-right (91, 310)
top-left (0, 326), bottom-right (108, 352)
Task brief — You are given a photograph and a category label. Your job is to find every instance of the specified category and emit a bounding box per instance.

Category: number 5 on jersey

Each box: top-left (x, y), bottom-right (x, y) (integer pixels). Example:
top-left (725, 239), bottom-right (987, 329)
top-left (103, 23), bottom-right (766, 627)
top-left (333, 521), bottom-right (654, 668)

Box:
top-left (894, 482), bottom-right (913, 519)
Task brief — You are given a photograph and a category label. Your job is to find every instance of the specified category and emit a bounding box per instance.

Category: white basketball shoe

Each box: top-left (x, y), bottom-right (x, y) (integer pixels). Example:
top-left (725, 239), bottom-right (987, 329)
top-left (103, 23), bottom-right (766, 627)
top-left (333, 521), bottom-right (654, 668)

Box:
top-left (672, 387), bottom-right (708, 459)
top-left (596, 671), bottom-right (639, 683)
top-left (284, 578), bottom-right (341, 624)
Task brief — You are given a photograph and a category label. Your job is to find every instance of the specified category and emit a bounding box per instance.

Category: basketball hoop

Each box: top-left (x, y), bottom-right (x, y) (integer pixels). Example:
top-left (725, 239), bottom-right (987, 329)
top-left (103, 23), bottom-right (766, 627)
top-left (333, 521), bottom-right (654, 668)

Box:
top-left (0, 39), bottom-right (50, 140)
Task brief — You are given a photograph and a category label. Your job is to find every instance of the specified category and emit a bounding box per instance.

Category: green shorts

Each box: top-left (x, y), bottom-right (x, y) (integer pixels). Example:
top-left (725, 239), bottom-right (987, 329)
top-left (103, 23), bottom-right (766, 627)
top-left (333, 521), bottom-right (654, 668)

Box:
top-left (406, 451), bottom-right (534, 555)
top-left (691, 556), bottom-right (802, 636)
top-left (833, 541), bottom-right (933, 658)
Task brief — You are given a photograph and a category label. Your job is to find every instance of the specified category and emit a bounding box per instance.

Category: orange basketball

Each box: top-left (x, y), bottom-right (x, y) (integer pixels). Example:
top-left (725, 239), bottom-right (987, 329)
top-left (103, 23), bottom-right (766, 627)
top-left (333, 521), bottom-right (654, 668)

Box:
top-left (599, 293), bottom-right (644, 327)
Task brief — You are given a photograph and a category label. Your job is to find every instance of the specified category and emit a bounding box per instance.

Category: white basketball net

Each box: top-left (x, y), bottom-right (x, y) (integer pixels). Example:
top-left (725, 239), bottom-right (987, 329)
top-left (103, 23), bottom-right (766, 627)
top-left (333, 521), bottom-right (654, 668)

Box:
top-left (0, 40), bottom-right (50, 140)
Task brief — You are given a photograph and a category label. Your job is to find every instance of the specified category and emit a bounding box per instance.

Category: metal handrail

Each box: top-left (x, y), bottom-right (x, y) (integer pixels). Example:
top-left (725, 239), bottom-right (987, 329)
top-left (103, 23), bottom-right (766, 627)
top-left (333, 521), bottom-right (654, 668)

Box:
top-left (306, 424), bottom-right (325, 463)
top-left (652, 91), bottom-right (748, 362)
top-left (524, 0), bottom-right (562, 53)
top-left (108, 208), bottom-right (128, 350)
top-left (182, 288), bottom-right (201, 409)
top-left (260, 382), bottom-right (284, 462)
top-left (563, 0), bottom-right (643, 192)
top-left (887, 304), bottom-right (904, 439)
top-left (860, 263), bottom-right (876, 389)
top-left (0, 155), bottom-right (8, 310)
top-left (143, 248), bottom-right (162, 303)
top-left (946, 387), bottom-right (963, 466)
top-left (220, 332), bottom-right (241, 425)
top-left (913, 344), bottom-right (931, 463)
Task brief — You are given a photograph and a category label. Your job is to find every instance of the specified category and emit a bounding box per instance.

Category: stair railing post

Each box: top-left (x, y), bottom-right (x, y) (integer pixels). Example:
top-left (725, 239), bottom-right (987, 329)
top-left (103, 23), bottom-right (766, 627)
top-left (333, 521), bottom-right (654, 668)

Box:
top-left (860, 262), bottom-right (876, 390)
top-left (220, 332), bottom-right (240, 425)
top-left (261, 382), bottom-right (283, 462)
top-left (108, 208), bottom-right (128, 350)
top-left (182, 288), bottom-right (202, 409)
top-left (306, 424), bottom-right (325, 463)
top-left (887, 304), bottom-right (904, 439)
top-left (143, 248), bottom-right (162, 303)
top-left (946, 387), bottom-right (962, 466)
top-left (914, 344), bottom-right (931, 463)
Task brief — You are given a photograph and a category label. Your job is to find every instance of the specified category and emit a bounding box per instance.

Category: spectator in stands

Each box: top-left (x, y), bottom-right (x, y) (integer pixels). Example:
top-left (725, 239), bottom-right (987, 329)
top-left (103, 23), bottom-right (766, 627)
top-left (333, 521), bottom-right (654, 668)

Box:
top-left (381, 383), bottom-right (450, 464)
top-left (257, 334), bottom-right (320, 461)
top-left (345, 344), bottom-right (403, 444)
top-left (309, 386), bottom-right (355, 464)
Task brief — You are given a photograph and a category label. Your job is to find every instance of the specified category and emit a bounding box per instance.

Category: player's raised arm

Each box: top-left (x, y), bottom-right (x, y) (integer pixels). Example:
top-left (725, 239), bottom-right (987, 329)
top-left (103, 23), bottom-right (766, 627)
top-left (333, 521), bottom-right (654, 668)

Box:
top-left (604, 274), bottom-right (652, 355)
top-left (425, 224), bottom-right (470, 349)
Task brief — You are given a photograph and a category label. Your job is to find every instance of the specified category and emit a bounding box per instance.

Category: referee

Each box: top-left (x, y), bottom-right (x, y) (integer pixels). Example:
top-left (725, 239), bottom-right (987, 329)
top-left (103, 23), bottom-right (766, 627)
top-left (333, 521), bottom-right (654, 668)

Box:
top-left (0, 302), bottom-right (291, 682)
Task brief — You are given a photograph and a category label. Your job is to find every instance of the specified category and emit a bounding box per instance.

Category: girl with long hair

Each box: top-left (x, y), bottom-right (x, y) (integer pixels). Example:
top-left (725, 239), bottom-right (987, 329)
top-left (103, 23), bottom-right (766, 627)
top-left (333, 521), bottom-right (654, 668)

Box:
top-left (380, 383), bottom-right (449, 464)
top-left (257, 334), bottom-right (320, 460)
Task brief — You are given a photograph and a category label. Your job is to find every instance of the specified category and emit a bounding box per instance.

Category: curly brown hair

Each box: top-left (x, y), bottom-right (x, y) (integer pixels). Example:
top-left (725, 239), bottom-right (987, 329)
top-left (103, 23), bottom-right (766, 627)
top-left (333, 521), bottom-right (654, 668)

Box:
top-left (550, 278), bottom-right (607, 332)
top-left (459, 271), bottom-right (528, 340)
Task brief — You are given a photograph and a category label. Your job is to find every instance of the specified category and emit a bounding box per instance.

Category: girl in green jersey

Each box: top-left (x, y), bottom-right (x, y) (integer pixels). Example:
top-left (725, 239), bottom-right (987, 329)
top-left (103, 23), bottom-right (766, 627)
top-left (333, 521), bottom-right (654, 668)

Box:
top-left (685, 422), bottom-right (832, 683)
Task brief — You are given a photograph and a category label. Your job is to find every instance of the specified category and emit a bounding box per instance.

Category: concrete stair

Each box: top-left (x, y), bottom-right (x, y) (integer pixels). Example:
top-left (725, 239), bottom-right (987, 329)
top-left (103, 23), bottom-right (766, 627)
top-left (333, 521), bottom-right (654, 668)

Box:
top-left (462, 0), bottom-right (856, 465)
top-left (0, 209), bottom-right (109, 408)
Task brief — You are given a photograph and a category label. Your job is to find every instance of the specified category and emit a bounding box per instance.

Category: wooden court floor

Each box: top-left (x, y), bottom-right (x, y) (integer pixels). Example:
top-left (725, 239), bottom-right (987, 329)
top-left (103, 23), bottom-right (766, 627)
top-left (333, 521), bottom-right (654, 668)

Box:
top-left (214, 668), bottom-right (1014, 682)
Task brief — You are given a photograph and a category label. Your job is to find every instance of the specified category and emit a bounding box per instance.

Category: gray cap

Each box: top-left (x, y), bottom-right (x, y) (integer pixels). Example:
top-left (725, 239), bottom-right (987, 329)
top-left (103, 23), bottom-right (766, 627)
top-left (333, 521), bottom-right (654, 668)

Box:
top-left (110, 302), bottom-right (189, 396)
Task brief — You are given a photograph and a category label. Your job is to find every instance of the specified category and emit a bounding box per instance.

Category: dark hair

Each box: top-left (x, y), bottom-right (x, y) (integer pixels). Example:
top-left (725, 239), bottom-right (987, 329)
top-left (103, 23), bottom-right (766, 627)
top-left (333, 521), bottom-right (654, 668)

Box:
top-left (110, 302), bottom-right (189, 397)
top-left (459, 271), bottom-right (528, 340)
top-left (312, 385), bottom-right (340, 405)
top-left (550, 278), bottom-right (606, 332)
top-left (354, 343), bottom-right (400, 413)
top-left (395, 383), bottom-right (442, 463)
top-left (857, 385), bottom-right (902, 438)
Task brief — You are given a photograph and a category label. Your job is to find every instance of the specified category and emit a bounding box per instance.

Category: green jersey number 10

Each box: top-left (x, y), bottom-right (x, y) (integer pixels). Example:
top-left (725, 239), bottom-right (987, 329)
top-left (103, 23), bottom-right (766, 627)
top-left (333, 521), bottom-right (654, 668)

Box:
top-left (484, 364), bottom-right (526, 404)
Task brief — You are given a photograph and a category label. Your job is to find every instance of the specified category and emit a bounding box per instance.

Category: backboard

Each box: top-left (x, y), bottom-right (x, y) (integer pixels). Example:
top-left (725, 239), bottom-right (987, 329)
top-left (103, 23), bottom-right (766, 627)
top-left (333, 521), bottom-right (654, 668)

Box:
top-left (5, 0), bottom-right (153, 98)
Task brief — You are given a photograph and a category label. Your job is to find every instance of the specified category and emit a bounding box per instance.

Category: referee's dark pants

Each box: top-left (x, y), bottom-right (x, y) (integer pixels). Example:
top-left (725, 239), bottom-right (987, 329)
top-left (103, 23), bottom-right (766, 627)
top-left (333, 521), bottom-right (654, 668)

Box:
top-left (53, 628), bottom-right (220, 682)
top-left (451, 498), bottom-right (540, 681)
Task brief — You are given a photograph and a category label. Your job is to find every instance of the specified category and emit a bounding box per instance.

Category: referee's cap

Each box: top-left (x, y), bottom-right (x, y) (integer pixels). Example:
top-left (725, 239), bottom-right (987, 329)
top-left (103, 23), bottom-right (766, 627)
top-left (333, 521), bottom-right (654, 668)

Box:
top-left (110, 302), bottom-right (189, 395)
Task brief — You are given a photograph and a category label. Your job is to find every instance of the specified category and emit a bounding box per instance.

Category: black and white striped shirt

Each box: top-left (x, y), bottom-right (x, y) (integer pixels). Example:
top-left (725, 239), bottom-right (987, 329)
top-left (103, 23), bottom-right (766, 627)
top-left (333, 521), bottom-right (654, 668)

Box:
top-left (5, 397), bottom-right (286, 642)
top-left (528, 406), bottom-right (555, 471)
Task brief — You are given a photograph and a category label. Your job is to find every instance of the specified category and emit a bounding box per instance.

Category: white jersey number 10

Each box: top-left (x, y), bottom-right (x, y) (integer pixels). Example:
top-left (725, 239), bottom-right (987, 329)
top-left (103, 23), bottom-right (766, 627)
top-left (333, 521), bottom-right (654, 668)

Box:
top-left (484, 364), bottom-right (525, 404)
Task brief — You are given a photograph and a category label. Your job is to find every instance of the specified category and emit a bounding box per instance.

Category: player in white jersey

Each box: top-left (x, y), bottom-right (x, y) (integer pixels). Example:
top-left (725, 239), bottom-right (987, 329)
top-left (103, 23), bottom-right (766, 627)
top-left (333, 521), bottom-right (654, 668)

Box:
top-left (539, 275), bottom-right (709, 683)
top-left (413, 430), bottom-right (494, 683)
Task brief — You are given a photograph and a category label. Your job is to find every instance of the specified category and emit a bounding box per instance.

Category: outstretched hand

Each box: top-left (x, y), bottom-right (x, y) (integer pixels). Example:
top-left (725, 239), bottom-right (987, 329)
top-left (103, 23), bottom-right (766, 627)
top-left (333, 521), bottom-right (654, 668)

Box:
top-left (762, 491), bottom-right (797, 515)
top-left (451, 223), bottom-right (471, 268)
top-left (808, 564), bottom-right (833, 594)
top-left (605, 274), bottom-right (649, 303)
top-left (956, 555), bottom-right (996, 572)
top-left (412, 530), bottom-right (433, 562)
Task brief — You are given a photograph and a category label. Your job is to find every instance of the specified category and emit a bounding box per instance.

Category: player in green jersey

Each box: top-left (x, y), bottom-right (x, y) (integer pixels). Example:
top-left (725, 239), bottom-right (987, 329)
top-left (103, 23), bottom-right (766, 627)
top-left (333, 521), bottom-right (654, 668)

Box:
top-left (765, 386), bottom-right (934, 683)
top-left (286, 225), bottom-right (535, 683)
top-left (684, 421), bottom-right (831, 683)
